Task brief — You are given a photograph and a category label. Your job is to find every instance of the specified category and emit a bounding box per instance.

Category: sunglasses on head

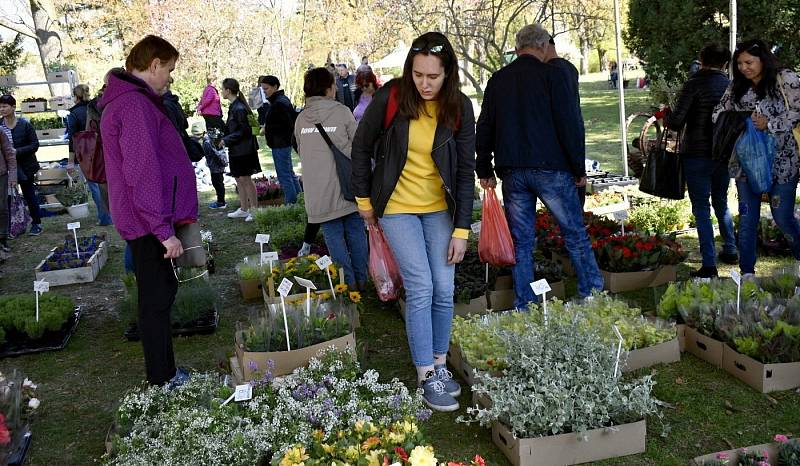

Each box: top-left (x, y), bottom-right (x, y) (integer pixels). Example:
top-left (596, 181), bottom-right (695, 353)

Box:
top-left (737, 43), bottom-right (759, 54)
top-left (411, 36), bottom-right (446, 54)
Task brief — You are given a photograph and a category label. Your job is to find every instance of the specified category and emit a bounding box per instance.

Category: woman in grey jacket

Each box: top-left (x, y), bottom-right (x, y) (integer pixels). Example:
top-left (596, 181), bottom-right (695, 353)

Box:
top-left (293, 68), bottom-right (368, 287)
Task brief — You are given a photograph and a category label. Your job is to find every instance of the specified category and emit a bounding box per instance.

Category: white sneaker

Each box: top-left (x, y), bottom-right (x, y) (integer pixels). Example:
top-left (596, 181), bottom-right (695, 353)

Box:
top-left (244, 214), bottom-right (254, 222)
top-left (227, 208), bottom-right (249, 219)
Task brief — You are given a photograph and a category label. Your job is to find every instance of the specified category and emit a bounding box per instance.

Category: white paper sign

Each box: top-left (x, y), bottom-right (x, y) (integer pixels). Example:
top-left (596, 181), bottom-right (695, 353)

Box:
top-left (315, 255), bottom-right (333, 270)
top-left (294, 276), bottom-right (317, 290)
top-left (234, 383), bottom-right (253, 402)
top-left (33, 280), bottom-right (50, 293)
top-left (612, 210), bottom-right (629, 221)
top-left (470, 221), bottom-right (482, 234)
top-left (263, 251), bottom-right (279, 262)
top-left (255, 234), bottom-right (270, 244)
top-left (795, 286), bottom-right (800, 296)
top-left (531, 279), bottom-right (551, 295)
top-left (67, 222), bottom-right (81, 230)
top-left (277, 278), bottom-right (293, 297)
top-left (730, 270), bottom-right (741, 286)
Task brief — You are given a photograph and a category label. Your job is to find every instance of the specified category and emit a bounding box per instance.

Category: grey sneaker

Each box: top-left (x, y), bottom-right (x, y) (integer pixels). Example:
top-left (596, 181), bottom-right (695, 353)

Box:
top-left (420, 377), bottom-right (459, 412)
top-left (435, 364), bottom-right (461, 397)
top-left (168, 367), bottom-right (191, 390)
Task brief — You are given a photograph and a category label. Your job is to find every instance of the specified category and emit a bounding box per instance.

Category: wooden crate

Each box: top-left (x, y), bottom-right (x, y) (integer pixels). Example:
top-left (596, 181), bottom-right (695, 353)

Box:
top-left (35, 128), bottom-right (66, 140)
top-left (34, 241), bottom-right (108, 286)
top-left (21, 101), bottom-right (47, 112)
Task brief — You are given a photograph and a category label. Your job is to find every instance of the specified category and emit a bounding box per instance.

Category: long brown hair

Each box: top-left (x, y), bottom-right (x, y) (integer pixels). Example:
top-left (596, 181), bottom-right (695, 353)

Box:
top-left (222, 78), bottom-right (253, 114)
top-left (397, 31), bottom-right (462, 130)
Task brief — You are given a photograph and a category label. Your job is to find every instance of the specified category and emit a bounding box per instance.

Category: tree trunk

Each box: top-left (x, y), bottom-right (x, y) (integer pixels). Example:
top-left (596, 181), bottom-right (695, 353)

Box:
top-left (30, 0), bottom-right (65, 96)
top-left (461, 67), bottom-right (483, 100)
top-left (597, 48), bottom-right (608, 71)
top-left (579, 34), bottom-right (590, 75)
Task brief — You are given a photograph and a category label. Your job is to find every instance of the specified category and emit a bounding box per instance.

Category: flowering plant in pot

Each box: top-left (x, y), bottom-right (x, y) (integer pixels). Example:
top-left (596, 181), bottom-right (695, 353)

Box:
top-left (537, 210), bottom-right (619, 255)
top-left (55, 178), bottom-right (89, 218)
top-left (592, 233), bottom-right (686, 273)
top-left (254, 175), bottom-right (283, 202)
top-left (0, 371), bottom-right (39, 465)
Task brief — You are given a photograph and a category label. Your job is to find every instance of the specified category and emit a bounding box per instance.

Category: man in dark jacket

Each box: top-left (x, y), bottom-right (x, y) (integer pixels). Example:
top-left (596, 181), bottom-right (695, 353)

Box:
top-left (661, 43), bottom-right (737, 278)
top-left (261, 75), bottom-right (302, 203)
top-left (476, 23), bottom-right (603, 308)
top-left (335, 64), bottom-right (356, 111)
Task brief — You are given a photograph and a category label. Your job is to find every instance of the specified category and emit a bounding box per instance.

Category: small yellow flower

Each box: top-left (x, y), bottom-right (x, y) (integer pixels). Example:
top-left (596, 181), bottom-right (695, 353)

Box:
top-left (366, 449), bottom-right (386, 466)
top-left (401, 420), bottom-right (418, 434)
top-left (348, 291), bottom-right (361, 304)
top-left (318, 292), bottom-right (332, 301)
top-left (408, 446), bottom-right (437, 466)
top-left (387, 431), bottom-right (405, 444)
top-left (335, 284), bottom-right (349, 294)
top-left (345, 445), bottom-right (360, 461)
top-left (313, 430), bottom-right (325, 441)
top-left (355, 420), bottom-right (365, 432)
top-left (309, 264), bottom-right (320, 273)
top-left (368, 423), bottom-right (378, 433)
top-left (308, 254), bottom-right (320, 260)
top-left (280, 446), bottom-right (310, 466)
top-left (321, 443), bottom-right (335, 454)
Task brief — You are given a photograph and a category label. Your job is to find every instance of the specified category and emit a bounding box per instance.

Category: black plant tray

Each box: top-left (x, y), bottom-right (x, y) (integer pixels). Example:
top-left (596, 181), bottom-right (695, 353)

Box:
top-left (123, 308), bottom-right (219, 341)
top-left (5, 425), bottom-right (32, 466)
top-left (0, 307), bottom-right (82, 358)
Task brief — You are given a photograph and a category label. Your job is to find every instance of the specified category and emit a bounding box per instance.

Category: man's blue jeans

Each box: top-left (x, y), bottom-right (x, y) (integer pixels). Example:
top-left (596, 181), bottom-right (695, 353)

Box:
top-left (380, 211), bottom-right (454, 367)
top-left (736, 176), bottom-right (800, 273)
top-left (682, 157), bottom-right (736, 267)
top-left (271, 147), bottom-right (302, 204)
top-left (87, 181), bottom-right (112, 225)
top-left (320, 212), bottom-right (369, 286)
top-left (501, 169), bottom-right (603, 308)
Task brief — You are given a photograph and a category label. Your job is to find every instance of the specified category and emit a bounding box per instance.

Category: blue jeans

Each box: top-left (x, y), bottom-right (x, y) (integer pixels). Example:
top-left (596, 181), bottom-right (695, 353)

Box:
top-left (124, 243), bottom-right (134, 274)
top-left (736, 176), bottom-right (800, 273)
top-left (87, 181), bottom-right (112, 225)
top-left (502, 169), bottom-right (603, 307)
top-left (380, 211), bottom-right (454, 367)
top-left (683, 158), bottom-right (736, 267)
top-left (320, 212), bottom-right (369, 286)
top-left (271, 147), bottom-right (301, 204)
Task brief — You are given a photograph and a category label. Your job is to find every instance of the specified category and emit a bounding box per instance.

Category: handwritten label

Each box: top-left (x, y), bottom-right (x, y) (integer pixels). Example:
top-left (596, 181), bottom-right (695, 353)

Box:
top-left (730, 270), bottom-right (741, 286)
top-left (234, 384), bottom-right (253, 402)
top-left (67, 222), bottom-right (81, 230)
top-left (612, 210), bottom-right (629, 222)
top-left (33, 280), bottom-right (49, 293)
top-left (262, 252), bottom-right (279, 264)
top-left (277, 278), bottom-right (293, 297)
top-left (531, 279), bottom-right (551, 296)
top-left (294, 276), bottom-right (317, 290)
top-left (470, 221), bottom-right (482, 234)
top-left (255, 234), bottom-right (270, 244)
top-left (315, 255), bottom-right (333, 270)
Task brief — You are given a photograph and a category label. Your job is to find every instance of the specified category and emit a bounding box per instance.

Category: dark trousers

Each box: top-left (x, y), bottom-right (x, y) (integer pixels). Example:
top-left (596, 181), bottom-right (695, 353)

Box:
top-left (210, 172), bottom-right (225, 204)
top-left (129, 235), bottom-right (178, 385)
top-left (0, 174), bottom-right (8, 239)
top-left (202, 115), bottom-right (225, 132)
top-left (304, 222), bottom-right (320, 243)
top-left (18, 177), bottom-right (40, 224)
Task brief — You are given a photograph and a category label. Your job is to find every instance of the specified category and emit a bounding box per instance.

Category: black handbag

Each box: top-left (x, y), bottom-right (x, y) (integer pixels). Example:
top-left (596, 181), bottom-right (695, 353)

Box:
top-left (314, 123), bottom-right (355, 201)
top-left (638, 127), bottom-right (686, 200)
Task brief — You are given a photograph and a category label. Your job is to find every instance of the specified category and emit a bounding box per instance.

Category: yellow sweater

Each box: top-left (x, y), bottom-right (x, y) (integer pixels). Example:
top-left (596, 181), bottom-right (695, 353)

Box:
top-left (357, 101), bottom-right (468, 240)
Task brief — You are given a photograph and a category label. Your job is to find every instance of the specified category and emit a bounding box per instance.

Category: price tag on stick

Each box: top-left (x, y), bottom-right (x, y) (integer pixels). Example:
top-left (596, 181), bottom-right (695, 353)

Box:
top-left (222, 383), bottom-right (254, 406)
top-left (33, 280), bottom-right (49, 322)
top-left (470, 221), bottom-right (482, 235)
top-left (531, 279), bottom-right (552, 326)
top-left (261, 251), bottom-right (279, 275)
top-left (315, 255), bottom-right (336, 298)
top-left (67, 222), bottom-right (81, 258)
top-left (730, 270), bottom-right (741, 315)
top-left (255, 234), bottom-right (270, 265)
top-left (612, 325), bottom-right (624, 378)
top-left (294, 276), bottom-right (317, 317)
top-left (277, 278), bottom-right (293, 351)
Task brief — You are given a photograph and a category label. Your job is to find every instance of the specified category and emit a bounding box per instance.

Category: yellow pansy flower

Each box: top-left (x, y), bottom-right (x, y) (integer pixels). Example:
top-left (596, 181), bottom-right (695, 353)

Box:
top-left (321, 443), bottom-right (335, 454)
top-left (345, 445), bottom-right (360, 461)
top-left (401, 420), bottom-right (418, 434)
top-left (335, 283), bottom-right (349, 294)
top-left (348, 291), bottom-right (361, 304)
top-left (387, 431), bottom-right (405, 444)
top-left (280, 446), bottom-right (309, 466)
top-left (366, 449), bottom-right (386, 466)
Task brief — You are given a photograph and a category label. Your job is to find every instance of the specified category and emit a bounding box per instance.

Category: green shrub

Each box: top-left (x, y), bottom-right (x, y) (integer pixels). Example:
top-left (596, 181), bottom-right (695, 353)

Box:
top-left (119, 273), bottom-right (216, 328)
top-left (252, 194), bottom-right (320, 250)
top-left (0, 294), bottom-right (76, 345)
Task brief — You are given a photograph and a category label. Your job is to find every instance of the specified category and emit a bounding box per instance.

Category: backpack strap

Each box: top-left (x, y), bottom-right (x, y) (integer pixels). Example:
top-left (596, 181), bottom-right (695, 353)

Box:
top-left (314, 123), bottom-right (335, 148)
top-left (383, 85), bottom-right (400, 130)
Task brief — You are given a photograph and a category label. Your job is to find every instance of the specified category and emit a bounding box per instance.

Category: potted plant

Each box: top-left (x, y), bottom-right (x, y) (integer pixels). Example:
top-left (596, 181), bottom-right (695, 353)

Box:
top-left (592, 232), bottom-right (686, 292)
top-left (29, 114), bottom-right (66, 139)
top-left (34, 234), bottom-right (108, 286)
top-left (55, 177), bottom-right (89, 218)
top-left (0, 371), bottom-right (39, 466)
top-left (0, 294), bottom-right (80, 356)
top-left (253, 175), bottom-right (284, 207)
top-left (20, 97), bottom-right (47, 113)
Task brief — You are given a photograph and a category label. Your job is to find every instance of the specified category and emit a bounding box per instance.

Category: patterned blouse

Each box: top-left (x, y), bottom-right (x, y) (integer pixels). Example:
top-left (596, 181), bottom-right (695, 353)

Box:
top-left (713, 68), bottom-right (800, 185)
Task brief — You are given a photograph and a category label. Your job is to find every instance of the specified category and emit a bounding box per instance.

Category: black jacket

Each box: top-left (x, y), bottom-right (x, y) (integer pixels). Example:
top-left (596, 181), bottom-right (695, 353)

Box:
top-left (663, 69), bottom-right (729, 157)
top-left (336, 75), bottom-right (356, 111)
top-left (162, 91), bottom-right (188, 134)
top-left (66, 101), bottom-right (88, 152)
top-left (351, 80), bottom-right (476, 230)
top-left (9, 118), bottom-right (39, 177)
top-left (263, 90), bottom-right (294, 149)
top-left (224, 98), bottom-right (258, 157)
top-left (712, 110), bottom-right (750, 162)
top-left (476, 54), bottom-right (585, 179)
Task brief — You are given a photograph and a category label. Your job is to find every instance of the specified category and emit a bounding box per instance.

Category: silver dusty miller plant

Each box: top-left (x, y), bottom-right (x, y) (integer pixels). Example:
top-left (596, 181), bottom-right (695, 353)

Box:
top-left (459, 318), bottom-right (661, 439)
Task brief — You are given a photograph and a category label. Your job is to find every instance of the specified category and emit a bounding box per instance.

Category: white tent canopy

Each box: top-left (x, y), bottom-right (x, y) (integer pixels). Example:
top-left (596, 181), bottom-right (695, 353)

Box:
top-left (372, 42), bottom-right (408, 69)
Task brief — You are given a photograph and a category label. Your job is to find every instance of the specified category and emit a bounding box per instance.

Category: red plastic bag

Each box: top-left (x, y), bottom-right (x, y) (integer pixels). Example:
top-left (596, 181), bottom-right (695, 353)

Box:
top-left (478, 188), bottom-right (516, 266)
top-left (368, 224), bottom-right (404, 301)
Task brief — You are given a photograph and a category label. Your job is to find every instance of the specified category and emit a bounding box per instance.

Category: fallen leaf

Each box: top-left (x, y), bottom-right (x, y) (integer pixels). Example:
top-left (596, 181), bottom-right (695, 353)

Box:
top-left (675, 377), bottom-right (685, 385)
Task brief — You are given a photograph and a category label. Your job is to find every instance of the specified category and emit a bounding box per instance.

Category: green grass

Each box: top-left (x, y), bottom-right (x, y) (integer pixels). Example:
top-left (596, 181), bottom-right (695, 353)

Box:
top-left (1, 74), bottom-right (799, 465)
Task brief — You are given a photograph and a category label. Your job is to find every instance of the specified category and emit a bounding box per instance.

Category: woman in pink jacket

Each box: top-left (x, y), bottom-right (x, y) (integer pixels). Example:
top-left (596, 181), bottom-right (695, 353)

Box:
top-left (197, 74), bottom-right (224, 131)
top-left (99, 35), bottom-right (198, 387)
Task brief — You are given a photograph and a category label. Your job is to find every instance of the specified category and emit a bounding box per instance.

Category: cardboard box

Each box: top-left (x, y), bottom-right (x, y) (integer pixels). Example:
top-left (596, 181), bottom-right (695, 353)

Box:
top-left (21, 101), bottom-right (47, 112)
top-left (601, 265), bottom-right (677, 293)
top-left (239, 278), bottom-right (262, 301)
top-left (692, 443), bottom-right (777, 465)
top-left (488, 281), bottom-right (565, 311)
top-left (492, 419), bottom-right (646, 466)
top-left (47, 70), bottom-right (74, 83)
top-left (685, 326), bottom-right (724, 367)
top-left (447, 343), bottom-right (478, 386)
top-left (230, 355), bottom-right (244, 385)
top-left (623, 337), bottom-right (680, 372)
top-left (722, 344), bottom-right (800, 393)
top-left (398, 295), bottom-right (490, 319)
top-left (35, 128), bottom-right (66, 140)
top-left (677, 324), bottom-right (687, 352)
top-left (34, 241), bottom-right (108, 286)
top-left (235, 330), bottom-right (355, 381)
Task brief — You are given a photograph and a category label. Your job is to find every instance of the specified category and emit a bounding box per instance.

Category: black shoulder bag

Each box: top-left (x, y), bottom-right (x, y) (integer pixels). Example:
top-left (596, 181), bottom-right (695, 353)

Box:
top-left (638, 127), bottom-right (686, 200)
top-left (314, 123), bottom-right (355, 202)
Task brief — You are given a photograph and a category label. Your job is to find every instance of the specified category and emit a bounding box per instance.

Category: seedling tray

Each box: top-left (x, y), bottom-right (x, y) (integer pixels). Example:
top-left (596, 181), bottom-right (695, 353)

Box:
top-left (0, 307), bottom-right (82, 358)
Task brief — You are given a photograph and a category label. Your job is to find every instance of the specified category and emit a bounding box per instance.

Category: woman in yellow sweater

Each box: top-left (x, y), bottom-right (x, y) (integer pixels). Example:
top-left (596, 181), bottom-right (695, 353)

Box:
top-left (352, 32), bottom-right (476, 412)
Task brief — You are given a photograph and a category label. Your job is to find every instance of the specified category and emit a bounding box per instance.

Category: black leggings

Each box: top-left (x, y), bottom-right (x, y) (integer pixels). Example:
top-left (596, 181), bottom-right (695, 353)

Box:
top-left (210, 173), bottom-right (225, 204)
top-left (202, 115), bottom-right (225, 132)
top-left (18, 177), bottom-right (40, 224)
top-left (304, 222), bottom-right (320, 243)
